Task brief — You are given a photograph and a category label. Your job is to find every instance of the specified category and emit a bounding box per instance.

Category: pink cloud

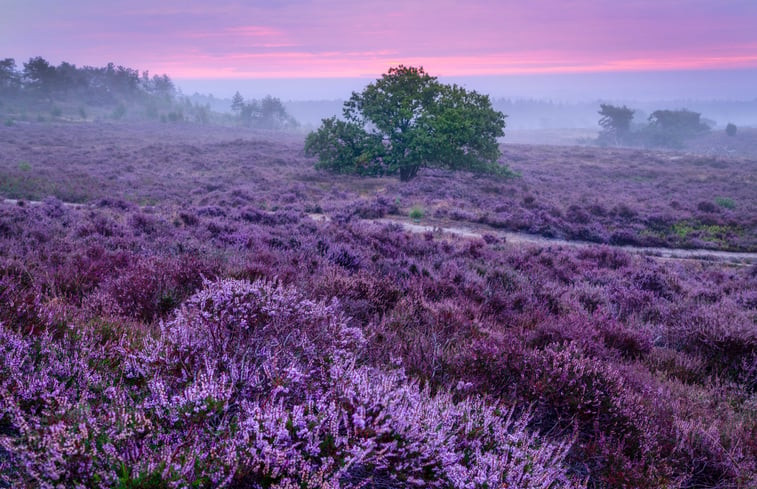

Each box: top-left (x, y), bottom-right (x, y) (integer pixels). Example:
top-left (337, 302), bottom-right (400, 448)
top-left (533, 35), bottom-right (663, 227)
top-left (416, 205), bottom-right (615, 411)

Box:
top-left (4, 0), bottom-right (757, 78)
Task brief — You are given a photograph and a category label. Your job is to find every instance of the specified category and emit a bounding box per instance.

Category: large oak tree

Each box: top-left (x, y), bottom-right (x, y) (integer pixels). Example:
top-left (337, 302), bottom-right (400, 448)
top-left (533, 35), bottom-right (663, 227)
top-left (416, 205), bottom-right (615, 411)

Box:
top-left (305, 66), bottom-right (509, 181)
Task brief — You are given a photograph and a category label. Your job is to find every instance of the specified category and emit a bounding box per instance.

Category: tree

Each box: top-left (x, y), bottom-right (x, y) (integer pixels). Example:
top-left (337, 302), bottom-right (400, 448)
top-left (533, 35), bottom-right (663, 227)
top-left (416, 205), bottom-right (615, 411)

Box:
top-left (725, 123), bottom-right (738, 137)
top-left (644, 109), bottom-right (710, 147)
top-left (648, 109), bottom-right (709, 133)
top-left (305, 65), bottom-right (508, 181)
top-left (304, 117), bottom-right (386, 176)
top-left (0, 58), bottom-right (20, 92)
top-left (23, 56), bottom-right (57, 94)
top-left (231, 91), bottom-right (245, 113)
top-left (597, 104), bottom-right (634, 145)
top-left (259, 95), bottom-right (297, 129)
top-left (232, 94), bottom-right (297, 129)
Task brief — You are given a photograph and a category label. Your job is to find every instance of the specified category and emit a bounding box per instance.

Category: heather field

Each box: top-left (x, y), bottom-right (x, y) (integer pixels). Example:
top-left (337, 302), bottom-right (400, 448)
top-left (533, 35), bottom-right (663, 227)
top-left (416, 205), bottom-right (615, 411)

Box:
top-left (2, 122), bottom-right (756, 251)
top-left (1, 122), bottom-right (757, 488)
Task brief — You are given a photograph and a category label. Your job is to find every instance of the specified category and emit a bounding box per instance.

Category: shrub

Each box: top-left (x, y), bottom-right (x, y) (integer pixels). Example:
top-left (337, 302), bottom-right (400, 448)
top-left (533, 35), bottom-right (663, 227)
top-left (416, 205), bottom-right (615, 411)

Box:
top-left (715, 197), bottom-right (736, 209)
top-left (697, 201), bottom-right (718, 213)
top-left (726, 123), bottom-right (738, 136)
top-left (409, 205), bottom-right (425, 221)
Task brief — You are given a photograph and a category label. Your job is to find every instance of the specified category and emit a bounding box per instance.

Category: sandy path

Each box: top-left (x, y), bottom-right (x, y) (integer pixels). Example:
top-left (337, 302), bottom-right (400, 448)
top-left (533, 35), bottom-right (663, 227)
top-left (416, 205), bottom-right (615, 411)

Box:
top-left (1, 198), bottom-right (87, 208)
top-left (367, 217), bottom-right (757, 265)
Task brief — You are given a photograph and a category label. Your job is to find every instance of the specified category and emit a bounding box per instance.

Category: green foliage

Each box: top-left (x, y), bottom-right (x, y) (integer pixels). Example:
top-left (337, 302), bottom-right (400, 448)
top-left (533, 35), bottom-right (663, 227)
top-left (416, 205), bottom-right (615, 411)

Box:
top-left (670, 220), bottom-right (735, 244)
top-left (18, 161), bottom-right (31, 171)
top-left (725, 123), bottom-right (738, 137)
top-left (409, 205), bottom-right (425, 221)
top-left (306, 65), bottom-right (508, 181)
top-left (305, 117), bottom-right (386, 176)
top-left (116, 464), bottom-right (169, 489)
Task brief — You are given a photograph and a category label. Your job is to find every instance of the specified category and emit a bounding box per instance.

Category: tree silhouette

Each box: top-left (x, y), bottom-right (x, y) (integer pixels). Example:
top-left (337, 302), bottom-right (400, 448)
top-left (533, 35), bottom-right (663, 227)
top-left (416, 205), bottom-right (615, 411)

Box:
top-left (231, 91), bottom-right (244, 113)
top-left (598, 104), bottom-right (634, 145)
top-left (0, 58), bottom-right (20, 92)
top-left (23, 56), bottom-right (57, 94)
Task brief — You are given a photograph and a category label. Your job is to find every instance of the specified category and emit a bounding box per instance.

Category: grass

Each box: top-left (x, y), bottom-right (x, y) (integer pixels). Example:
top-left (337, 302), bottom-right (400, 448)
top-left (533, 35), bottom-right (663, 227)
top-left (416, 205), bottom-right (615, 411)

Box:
top-left (409, 205), bottom-right (425, 221)
top-left (670, 220), bottom-right (737, 246)
top-left (714, 197), bottom-right (736, 209)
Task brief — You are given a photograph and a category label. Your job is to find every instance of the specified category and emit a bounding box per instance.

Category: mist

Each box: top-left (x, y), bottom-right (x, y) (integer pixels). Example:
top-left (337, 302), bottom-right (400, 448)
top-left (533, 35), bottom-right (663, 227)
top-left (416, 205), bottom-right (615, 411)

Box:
top-left (176, 69), bottom-right (757, 131)
top-left (177, 68), bottom-right (757, 102)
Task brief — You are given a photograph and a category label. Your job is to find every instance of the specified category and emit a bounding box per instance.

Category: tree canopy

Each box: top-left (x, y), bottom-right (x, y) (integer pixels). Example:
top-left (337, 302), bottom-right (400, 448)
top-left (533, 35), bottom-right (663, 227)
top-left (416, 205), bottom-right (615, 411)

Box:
top-left (597, 104), bottom-right (634, 145)
top-left (596, 104), bottom-right (713, 149)
top-left (230, 92), bottom-right (297, 130)
top-left (305, 66), bottom-right (509, 181)
top-left (0, 56), bottom-right (176, 104)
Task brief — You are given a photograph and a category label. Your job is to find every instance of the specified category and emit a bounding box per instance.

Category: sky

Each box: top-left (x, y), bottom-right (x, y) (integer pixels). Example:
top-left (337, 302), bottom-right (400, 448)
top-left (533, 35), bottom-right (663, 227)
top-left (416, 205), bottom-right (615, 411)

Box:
top-left (3, 0), bottom-right (757, 100)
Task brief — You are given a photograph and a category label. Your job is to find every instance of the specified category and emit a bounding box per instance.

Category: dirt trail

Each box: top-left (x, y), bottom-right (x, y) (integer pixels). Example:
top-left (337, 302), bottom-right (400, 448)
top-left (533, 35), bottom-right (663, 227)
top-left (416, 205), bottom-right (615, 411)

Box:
top-left (4, 198), bottom-right (756, 265)
top-left (366, 217), bottom-right (757, 266)
top-left (1, 198), bottom-right (87, 209)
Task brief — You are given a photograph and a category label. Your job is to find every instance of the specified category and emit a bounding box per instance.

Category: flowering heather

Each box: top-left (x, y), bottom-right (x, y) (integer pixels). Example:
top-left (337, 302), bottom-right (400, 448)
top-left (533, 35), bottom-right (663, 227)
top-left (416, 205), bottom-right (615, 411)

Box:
top-left (1, 122), bottom-right (756, 488)
top-left (0, 279), bottom-right (583, 488)
top-left (1, 122), bottom-right (756, 251)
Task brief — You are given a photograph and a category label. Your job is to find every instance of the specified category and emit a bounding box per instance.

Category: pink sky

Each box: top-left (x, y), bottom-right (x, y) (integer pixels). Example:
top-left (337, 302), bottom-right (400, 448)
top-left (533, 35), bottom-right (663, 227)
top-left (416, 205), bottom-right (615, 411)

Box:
top-left (3, 0), bottom-right (757, 78)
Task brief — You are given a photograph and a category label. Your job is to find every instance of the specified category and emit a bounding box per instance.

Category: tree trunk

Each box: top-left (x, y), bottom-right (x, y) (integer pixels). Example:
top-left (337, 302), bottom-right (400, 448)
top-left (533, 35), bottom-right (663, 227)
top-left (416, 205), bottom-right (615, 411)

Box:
top-left (399, 165), bottom-right (419, 182)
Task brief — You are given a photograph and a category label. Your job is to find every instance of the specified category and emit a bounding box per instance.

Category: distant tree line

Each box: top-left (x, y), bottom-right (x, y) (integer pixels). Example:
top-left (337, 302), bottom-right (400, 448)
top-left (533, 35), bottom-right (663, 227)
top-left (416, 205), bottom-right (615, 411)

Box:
top-left (230, 91), bottom-right (297, 130)
top-left (0, 56), bottom-right (175, 105)
top-left (597, 103), bottom-right (715, 148)
top-left (1, 56), bottom-right (298, 129)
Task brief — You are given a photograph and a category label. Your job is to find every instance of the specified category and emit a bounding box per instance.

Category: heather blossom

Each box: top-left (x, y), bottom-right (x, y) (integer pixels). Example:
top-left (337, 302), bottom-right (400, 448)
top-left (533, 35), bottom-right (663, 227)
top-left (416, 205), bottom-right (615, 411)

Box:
top-left (0, 279), bottom-right (585, 488)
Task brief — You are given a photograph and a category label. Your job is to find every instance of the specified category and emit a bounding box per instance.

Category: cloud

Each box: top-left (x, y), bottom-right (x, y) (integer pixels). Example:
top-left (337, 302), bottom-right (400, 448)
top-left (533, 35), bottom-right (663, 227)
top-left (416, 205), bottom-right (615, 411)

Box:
top-left (4, 0), bottom-right (757, 77)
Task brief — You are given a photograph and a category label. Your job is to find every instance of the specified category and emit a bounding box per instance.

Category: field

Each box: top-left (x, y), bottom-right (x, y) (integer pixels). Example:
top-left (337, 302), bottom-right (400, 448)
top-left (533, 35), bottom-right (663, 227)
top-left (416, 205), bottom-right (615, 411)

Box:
top-left (3, 122), bottom-right (756, 252)
top-left (1, 122), bottom-right (757, 488)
